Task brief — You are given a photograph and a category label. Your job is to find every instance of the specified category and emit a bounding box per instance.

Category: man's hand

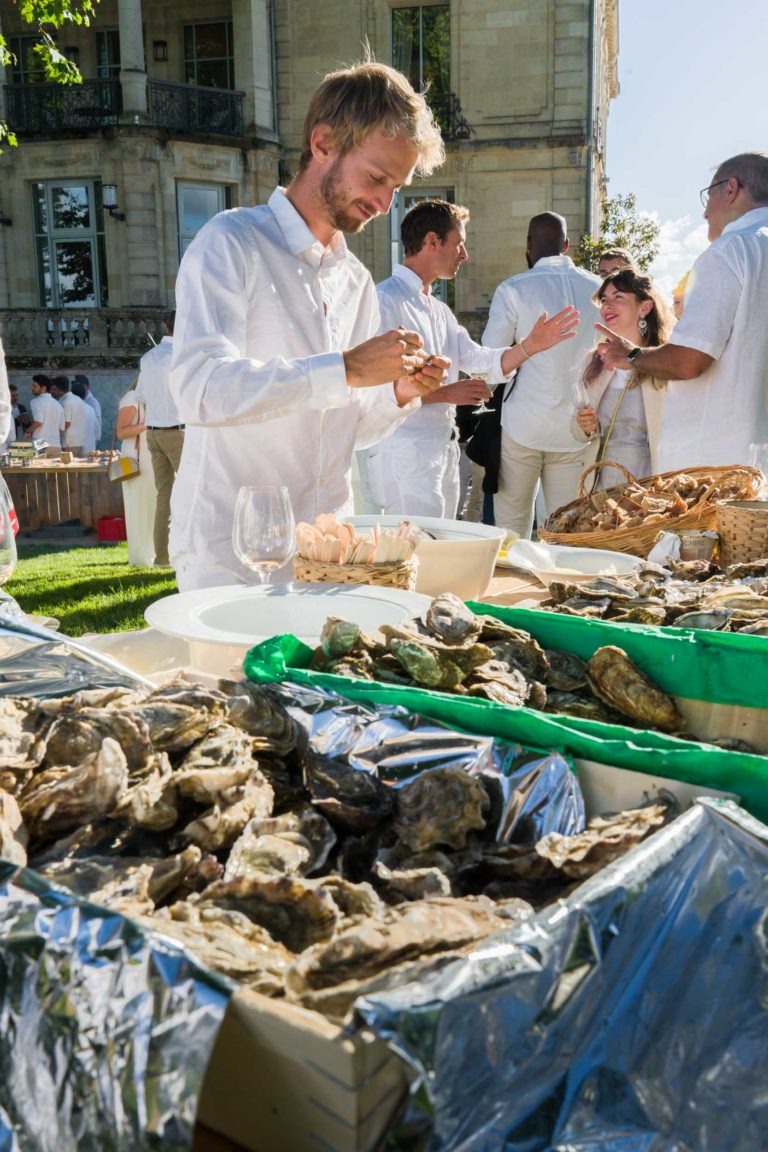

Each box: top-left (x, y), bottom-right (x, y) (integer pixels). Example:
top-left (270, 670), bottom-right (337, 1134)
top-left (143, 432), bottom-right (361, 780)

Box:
top-left (344, 327), bottom-right (431, 388)
top-left (422, 377), bottom-right (492, 406)
top-left (594, 321), bottom-right (635, 370)
top-left (394, 354), bottom-right (451, 406)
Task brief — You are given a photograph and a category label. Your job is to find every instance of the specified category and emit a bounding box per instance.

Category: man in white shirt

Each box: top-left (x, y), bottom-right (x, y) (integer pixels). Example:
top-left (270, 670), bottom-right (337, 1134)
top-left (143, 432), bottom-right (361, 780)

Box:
top-left (71, 380), bottom-right (98, 453)
top-left (598, 151), bottom-right (768, 470)
top-left (26, 374), bottom-right (65, 449)
top-left (0, 342), bottom-right (11, 452)
top-left (134, 315), bottom-right (181, 567)
top-left (366, 200), bottom-right (581, 518)
top-left (483, 213), bottom-right (602, 537)
top-left (50, 376), bottom-right (90, 455)
top-left (74, 374), bottom-right (102, 445)
top-left (170, 60), bottom-right (448, 591)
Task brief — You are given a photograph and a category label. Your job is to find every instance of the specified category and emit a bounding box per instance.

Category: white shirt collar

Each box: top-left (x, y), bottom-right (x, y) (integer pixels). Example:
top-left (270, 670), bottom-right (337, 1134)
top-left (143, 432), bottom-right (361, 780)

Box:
top-left (722, 205), bottom-right (768, 236)
top-left (267, 187), bottom-right (349, 267)
top-left (392, 262), bottom-right (432, 294)
top-left (532, 254), bottom-right (575, 271)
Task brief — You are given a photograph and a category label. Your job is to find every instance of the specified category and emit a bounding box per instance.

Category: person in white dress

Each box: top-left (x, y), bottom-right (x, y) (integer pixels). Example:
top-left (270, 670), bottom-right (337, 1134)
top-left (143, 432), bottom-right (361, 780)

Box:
top-left (571, 269), bottom-right (674, 489)
top-left (115, 385), bottom-right (157, 566)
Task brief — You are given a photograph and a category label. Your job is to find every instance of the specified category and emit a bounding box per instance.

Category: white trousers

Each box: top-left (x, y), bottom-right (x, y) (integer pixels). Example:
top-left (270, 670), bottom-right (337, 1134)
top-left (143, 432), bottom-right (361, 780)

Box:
top-left (366, 435), bottom-right (460, 518)
top-left (494, 432), bottom-right (595, 538)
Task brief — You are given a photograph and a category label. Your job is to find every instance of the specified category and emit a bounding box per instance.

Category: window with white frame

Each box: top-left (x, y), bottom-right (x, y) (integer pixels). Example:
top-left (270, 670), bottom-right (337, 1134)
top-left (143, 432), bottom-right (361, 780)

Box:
top-left (183, 22), bottom-right (235, 89)
top-left (33, 181), bottom-right (108, 308)
top-left (177, 183), bottom-right (230, 260)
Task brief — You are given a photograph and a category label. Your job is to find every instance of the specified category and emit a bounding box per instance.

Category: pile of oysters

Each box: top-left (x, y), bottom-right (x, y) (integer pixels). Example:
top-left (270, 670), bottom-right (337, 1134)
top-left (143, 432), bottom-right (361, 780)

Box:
top-left (310, 593), bottom-right (689, 735)
top-left (0, 674), bottom-right (672, 1020)
top-left (541, 557), bottom-right (768, 634)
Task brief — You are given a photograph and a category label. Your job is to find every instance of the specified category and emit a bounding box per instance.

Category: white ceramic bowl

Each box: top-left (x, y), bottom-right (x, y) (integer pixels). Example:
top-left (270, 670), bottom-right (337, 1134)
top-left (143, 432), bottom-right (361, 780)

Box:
top-left (145, 582), bottom-right (431, 677)
top-left (348, 516), bottom-right (504, 601)
top-left (497, 539), bottom-right (642, 586)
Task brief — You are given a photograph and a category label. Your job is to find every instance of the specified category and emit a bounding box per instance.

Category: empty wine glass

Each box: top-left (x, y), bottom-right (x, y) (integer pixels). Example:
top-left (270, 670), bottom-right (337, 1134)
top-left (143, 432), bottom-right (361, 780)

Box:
top-left (232, 485), bottom-right (295, 584)
top-left (471, 372), bottom-right (496, 416)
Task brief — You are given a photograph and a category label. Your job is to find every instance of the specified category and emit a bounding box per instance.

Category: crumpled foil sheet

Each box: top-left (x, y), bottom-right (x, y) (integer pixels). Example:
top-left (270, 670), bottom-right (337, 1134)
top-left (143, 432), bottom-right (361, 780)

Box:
top-left (0, 863), bottom-right (231, 1151)
top-left (357, 798), bottom-right (768, 1152)
top-left (275, 681), bottom-right (585, 842)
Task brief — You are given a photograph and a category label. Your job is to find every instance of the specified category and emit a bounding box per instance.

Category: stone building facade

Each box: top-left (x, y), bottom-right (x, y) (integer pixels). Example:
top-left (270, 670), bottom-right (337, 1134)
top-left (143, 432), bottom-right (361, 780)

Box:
top-left (0, 0), bottom-right (618, 426)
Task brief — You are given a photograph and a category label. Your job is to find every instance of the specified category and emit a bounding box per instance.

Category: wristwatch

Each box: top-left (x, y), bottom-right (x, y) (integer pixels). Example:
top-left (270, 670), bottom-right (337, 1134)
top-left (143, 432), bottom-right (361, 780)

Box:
top-left (626, 346), bottom-right (642, 362)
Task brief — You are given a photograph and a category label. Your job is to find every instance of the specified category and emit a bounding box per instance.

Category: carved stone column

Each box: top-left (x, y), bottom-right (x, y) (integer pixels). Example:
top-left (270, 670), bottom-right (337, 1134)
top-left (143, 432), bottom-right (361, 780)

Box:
top-left (232, 0), bottom-right (276, 135)
top-left (117, 0), bottom-right (148, 116)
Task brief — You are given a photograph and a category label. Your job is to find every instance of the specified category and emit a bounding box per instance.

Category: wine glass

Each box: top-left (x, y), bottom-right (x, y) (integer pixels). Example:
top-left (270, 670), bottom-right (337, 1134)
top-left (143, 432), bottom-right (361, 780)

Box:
top-left (471, 372), bottom-right (496, 416)
top-left (232, 485), bottom-right (295, 584)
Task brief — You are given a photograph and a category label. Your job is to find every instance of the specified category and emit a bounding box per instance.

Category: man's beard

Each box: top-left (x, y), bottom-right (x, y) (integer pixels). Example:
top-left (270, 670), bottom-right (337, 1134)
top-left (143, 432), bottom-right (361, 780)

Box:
top-left (318, 158), bottom-right (372, 235)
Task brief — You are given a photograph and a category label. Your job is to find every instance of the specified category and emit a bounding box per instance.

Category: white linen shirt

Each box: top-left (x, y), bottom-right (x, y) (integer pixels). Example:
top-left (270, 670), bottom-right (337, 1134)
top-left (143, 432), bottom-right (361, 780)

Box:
top-left (60, 391), bottom-right (90, 449)
top-left (169, 188), bottom-right (416, 576)
top-left (658, 206), bottom-right (768, 471)
top-left (30, 392), bottom-right (65, 447)
top-left (134, 338), bottom-right (180, 427)
top-left (483, 255), bottom-right (602, 452)
top-left (374, 264), bottom-right (507, 444)
top-left (85, 392), bottom-right (102, 443)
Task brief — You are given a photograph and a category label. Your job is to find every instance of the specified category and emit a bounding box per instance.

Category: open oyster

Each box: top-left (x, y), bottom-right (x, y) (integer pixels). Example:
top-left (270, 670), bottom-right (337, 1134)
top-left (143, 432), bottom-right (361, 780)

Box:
top-left (587, 646), bottom-right (683, 732)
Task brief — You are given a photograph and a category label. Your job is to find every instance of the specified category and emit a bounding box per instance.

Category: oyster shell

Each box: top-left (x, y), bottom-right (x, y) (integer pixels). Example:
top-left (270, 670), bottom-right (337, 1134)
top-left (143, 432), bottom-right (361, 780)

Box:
top-left (180, 768), bottom-right (275, 851)
top-left (536, 802), bottom-right (669, 879)
top-left (303, 754), bottom-right (393, 834)
top-left (424, 593), bottom-right (483, 645)
top-left (544, 649), bottom-right (588, 692)
top-left (372, 859), bottom-right (452, 903)
top-left (0, 789), bottom-right (27, 866)
top-left (466, 661), bottom-right (530, 707)
top-left (174, 724), bottom-right (257, 801)
top-left (586, 646), bottom-right (683, 732)
top-left (225, 806), bottom-right (337, 880)
top-left (217, 680), bottom-right (299, 756)
top-left (320, 616), bottom-right (362, 659)
top-left (545, 690), bottom-right (627, 726)
top-left (19, 737), bottom-right (129, 841)
top-left (0, 697), bottom-right (47, 773)
top-left (393, 766), bottom-right (490, 851)
top-left (672, 608), bottom-right (732, 631)
top-left (116, 753), bottom-right (179, 830)
top-left (197, 875), bottom-right (341, 952)
top-left (43, 709), bottom-right (153, 774)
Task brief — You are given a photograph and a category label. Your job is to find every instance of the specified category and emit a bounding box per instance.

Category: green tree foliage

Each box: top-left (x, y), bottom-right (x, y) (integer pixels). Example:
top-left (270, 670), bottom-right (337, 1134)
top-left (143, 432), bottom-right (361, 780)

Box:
top-left (575, 193), bottom-right (661, 273)
top-left (0, 0), bottom-right (100, 147)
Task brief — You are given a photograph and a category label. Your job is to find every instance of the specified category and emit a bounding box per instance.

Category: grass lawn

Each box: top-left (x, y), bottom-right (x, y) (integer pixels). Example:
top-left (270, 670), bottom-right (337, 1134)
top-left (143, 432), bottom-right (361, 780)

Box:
top-left (6, 543), bottom-right (178, 636)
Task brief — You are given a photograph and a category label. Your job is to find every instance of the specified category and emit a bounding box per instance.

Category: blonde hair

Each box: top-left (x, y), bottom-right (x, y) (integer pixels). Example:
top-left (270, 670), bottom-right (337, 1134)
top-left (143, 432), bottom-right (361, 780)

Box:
top-left (298, 59), bottom-right (445, 177)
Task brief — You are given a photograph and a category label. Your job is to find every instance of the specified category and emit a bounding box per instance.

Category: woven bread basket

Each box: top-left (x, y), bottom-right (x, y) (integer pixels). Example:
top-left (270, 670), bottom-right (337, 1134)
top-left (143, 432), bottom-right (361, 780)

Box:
top-left (716, 500), bottom-right (768, 566)
top-left (293, 555), bottom-right (419, 591)
top-left (538, 462), bottom-right (763, 558)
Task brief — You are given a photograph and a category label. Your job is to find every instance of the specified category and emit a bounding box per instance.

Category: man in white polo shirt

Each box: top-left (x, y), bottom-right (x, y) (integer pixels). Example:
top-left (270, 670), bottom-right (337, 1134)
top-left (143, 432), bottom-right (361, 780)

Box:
top-left (598, 151), bottom-right (768, 469)
top-left (26, 374), bottom-right (65, 449)
top-left (135, 315), bottom-right (183, 568)
top-left (50, 376), bottom-right (90, 455)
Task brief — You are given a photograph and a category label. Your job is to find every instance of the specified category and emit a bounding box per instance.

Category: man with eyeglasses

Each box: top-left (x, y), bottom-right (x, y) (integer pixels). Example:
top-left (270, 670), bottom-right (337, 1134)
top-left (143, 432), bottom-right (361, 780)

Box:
top-left (598, 152), bottom-right (768, 471)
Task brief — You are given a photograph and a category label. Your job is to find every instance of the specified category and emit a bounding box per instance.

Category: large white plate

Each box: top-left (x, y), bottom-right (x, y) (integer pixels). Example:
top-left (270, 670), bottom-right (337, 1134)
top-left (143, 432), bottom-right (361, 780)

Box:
top-left (145, 582), bottom-right (431, 652)
top-left (496, 539), bottom-right (642, 585)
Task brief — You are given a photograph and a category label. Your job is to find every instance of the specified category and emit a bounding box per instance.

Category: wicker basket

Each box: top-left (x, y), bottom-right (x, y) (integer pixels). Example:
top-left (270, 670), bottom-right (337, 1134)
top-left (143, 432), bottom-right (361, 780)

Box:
top-left (716, 500), bottom-right (768, 566)
top-left (293, 555), bottom-right (419, 591)
top-left (538, 462), bottom-right (763, 558)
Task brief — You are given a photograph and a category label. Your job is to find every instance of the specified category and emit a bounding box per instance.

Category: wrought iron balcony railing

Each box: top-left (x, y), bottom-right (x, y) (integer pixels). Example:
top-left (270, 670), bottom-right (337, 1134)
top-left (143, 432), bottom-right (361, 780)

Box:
top-left (148, 80), bottom-right (244, 137)
top-left (4, 80), bottom-right (121, 135)
top-left (429, 91), bottom-right (473, 142)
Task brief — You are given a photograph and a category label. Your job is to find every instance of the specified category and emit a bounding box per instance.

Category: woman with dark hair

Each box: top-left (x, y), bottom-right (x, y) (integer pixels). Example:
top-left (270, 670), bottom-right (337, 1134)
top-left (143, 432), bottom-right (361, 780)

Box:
top-left (572, 269), bottom-right (674, 489)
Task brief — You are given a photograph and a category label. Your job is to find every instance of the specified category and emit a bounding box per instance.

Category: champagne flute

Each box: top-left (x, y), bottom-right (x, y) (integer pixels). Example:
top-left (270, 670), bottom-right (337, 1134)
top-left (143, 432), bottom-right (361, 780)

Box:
top-left (471, 372), bottom-right (496, 416)
top-left (232, 485), bottom-right (296, 584)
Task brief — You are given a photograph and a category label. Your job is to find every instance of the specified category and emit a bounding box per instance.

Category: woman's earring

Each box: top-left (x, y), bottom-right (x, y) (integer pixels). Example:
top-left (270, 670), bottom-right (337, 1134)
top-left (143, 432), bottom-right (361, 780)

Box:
top-left (638, 317), bottom-right (648, 334)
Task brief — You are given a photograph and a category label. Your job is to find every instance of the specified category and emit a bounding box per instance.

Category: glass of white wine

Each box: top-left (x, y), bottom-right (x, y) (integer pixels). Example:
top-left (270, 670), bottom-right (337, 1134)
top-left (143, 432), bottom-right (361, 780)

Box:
top-left (471, 372), bottom-right (496, 416)
top-left (232, 485), bottom-right (295, 584)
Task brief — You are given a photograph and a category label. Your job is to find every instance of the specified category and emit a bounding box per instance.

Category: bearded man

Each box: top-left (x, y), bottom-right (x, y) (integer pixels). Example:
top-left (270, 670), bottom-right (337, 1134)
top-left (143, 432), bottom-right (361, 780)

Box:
top-left (169, 59), bottom-right (448, 591)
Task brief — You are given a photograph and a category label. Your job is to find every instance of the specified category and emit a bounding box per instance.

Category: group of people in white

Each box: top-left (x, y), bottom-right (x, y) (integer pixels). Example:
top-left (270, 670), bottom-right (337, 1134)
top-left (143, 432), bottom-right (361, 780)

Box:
top-left (0, 372), bottom-right (101, 457)
top-left (2, 59), bottom-right (765, 589)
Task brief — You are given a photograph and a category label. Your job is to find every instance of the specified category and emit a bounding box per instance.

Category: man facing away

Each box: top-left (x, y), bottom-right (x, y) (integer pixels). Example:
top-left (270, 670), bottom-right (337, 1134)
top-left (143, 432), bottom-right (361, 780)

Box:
top-left (598, 152), bottom-right (768, 470)
top-left (74, 374), bottom-right (102, 445)
top-left (50, 376), bottom-right (91, 456)
top-left (135, 314), bottom-right (181, 567)
top-left (70, 380), bottom-right (98, 454)
top-left (366, 199), bottom-right (581, 518)
top-left (482, 212), bottom-right (602, 538)
top-left (26, 374), bottom-right (65, 449)
top-left (169, 59), bottom-right (448, 592)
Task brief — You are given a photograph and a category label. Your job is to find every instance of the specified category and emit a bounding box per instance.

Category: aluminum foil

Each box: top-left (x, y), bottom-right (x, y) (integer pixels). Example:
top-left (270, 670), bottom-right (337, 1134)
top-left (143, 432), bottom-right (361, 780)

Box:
top-left (358, 798), bottom-right (768, 1152)
top-left (0, 863), bottom-right (230, 1151)
top-left (275, 681), bottom-right (585, 842)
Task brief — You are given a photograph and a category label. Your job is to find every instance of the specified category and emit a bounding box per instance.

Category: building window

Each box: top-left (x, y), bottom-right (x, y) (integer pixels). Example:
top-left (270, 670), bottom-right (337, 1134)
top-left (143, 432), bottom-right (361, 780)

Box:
top-left (391, 5), bottom-right (450, 98)
top-left (96, 29), bottom-right (122, 79)
top-left (33, 181), bottom-right (108, 309)
top-left (183, 22), bottom-right (234, 89)
top-left (177, 182), bottom-right (230, 259)
top-left (10, 36), bottom-right (49, 84)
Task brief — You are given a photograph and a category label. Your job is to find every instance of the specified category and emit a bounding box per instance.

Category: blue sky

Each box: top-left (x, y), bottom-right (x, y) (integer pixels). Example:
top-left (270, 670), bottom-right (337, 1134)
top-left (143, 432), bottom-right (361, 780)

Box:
top-left (606, 0), bottom-right (767, 295)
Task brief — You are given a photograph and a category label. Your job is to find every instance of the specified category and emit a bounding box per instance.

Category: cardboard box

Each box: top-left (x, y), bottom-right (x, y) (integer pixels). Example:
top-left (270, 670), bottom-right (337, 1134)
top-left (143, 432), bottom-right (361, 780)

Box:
top-left (195, 990), bottom-right (408, 1152)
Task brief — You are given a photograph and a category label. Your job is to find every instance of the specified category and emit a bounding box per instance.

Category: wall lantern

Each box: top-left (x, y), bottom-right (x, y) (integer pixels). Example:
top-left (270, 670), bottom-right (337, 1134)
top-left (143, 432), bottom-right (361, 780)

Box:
top-left (102, 184), bottom-right (126, 222)
top-left (153, 40), bottom-right (168, 63)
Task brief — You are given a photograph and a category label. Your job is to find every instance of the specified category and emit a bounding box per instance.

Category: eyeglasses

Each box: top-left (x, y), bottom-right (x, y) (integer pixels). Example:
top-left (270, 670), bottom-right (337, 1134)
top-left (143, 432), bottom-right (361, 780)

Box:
top-left (699, 178), bottom-right (737, 207)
